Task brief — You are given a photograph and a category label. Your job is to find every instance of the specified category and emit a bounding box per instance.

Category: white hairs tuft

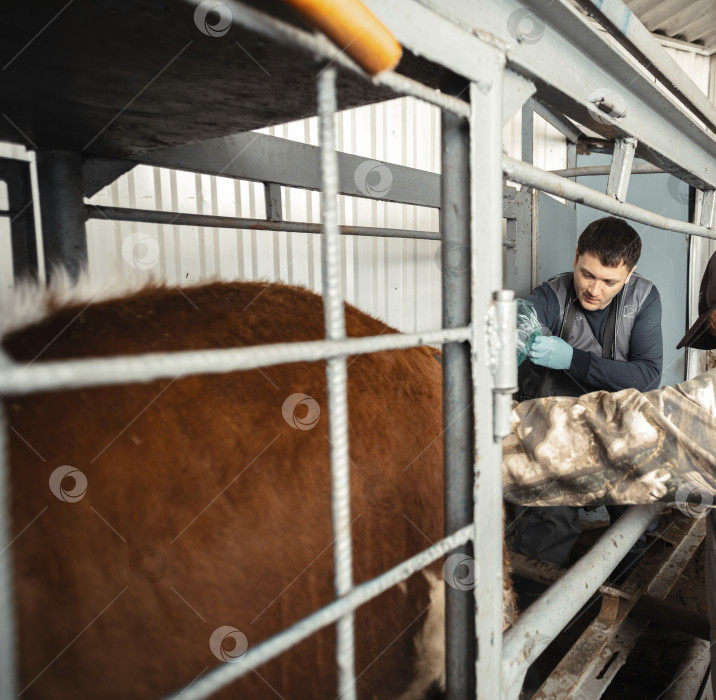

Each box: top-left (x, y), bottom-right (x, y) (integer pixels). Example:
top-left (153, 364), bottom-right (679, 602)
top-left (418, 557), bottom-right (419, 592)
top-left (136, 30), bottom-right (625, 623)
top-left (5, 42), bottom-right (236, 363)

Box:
top-left (1, 267), bottom-right (164, 338)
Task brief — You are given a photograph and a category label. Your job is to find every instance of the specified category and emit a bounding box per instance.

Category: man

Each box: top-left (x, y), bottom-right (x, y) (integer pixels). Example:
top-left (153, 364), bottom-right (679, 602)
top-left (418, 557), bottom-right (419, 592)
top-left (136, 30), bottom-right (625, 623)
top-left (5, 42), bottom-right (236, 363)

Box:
top-left (514, 216), bottom-right (663, 602)
top-left (676, 249), bottom-right (716, 696)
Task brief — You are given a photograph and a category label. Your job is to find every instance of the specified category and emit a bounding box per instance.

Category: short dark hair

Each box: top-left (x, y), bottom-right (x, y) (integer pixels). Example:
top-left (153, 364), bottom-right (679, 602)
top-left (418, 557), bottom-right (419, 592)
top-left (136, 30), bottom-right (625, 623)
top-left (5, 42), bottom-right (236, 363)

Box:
top-left (577, 217), bottom-right (641, 270)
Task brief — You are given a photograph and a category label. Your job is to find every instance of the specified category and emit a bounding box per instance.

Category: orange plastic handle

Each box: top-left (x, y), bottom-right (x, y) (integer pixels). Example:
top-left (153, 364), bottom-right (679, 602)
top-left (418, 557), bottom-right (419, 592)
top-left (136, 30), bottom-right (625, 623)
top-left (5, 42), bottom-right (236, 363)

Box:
top-left (282, 0), bottom-right (402, 75)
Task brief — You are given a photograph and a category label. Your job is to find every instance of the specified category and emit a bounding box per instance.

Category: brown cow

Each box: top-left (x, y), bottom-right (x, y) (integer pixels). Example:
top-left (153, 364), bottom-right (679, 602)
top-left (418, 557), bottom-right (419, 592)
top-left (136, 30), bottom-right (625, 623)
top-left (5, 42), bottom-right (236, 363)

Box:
top-left (3, 280), bottom-right (514, 699)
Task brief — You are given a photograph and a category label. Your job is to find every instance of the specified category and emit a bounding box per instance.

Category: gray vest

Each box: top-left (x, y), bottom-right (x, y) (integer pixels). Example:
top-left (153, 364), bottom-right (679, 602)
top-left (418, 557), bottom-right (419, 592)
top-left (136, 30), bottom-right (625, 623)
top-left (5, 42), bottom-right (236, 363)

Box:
top-left (519, 272), bottom-right (654, 399)
top-left (548, 271), bottom-right (653, 360)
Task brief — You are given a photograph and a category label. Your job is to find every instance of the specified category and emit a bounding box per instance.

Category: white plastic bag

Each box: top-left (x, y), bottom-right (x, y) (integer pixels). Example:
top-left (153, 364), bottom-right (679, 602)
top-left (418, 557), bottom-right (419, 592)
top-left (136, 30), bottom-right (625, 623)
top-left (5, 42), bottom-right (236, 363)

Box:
top-left (516, 299), bottom-right (543, 366)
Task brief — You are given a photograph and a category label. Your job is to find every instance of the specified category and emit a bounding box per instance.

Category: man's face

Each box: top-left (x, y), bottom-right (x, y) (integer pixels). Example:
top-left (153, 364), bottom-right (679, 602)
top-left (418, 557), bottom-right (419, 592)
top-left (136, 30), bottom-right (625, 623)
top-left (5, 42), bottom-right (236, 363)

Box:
top-left (573, 250), bottom-right (635, 311)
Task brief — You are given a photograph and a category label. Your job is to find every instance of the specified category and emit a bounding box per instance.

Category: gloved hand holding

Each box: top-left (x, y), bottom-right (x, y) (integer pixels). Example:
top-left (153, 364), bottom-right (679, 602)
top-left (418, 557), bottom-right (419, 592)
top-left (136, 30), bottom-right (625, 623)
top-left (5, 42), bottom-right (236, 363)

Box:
top-left (528, 335), bottom-right (573, 370)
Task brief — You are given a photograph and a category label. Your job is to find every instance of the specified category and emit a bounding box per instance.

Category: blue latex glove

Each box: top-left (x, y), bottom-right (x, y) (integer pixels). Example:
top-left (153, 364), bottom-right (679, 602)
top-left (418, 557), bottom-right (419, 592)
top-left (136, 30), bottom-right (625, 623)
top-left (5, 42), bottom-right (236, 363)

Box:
top-left (528, 335), bottom-right (573, 370)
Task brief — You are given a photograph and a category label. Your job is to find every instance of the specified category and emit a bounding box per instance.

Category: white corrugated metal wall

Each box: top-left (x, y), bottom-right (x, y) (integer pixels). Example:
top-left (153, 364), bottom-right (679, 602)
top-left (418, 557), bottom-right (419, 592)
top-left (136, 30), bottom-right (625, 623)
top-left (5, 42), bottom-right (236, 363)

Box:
top-left (0, 44), bottom-right (711, 335)
top-left (84, 97), bottom-right (569, 334)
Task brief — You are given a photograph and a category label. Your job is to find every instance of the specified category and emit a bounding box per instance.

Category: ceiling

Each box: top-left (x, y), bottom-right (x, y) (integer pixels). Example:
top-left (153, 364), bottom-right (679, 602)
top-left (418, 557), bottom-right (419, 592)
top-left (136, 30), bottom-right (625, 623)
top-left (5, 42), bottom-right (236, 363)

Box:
top-left (626, 0), bottom-right (716, 52)
top-left (0, 1), bottom-right (712, 159)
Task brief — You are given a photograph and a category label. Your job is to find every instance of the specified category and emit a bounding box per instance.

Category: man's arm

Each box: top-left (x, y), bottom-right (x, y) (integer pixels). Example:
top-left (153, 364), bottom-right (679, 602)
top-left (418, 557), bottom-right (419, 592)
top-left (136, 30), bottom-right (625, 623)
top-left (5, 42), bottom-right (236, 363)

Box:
top-left (569, 286), bottom-right (663, 392)
top-left (525, 282), bottom-right (562, 336)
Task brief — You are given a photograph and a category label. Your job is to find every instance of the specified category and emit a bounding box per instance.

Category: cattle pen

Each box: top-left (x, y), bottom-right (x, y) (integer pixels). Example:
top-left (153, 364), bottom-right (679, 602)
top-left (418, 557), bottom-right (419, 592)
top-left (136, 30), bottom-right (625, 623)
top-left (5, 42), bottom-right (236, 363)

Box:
top-left (0, 0), bottom-right (716, 698)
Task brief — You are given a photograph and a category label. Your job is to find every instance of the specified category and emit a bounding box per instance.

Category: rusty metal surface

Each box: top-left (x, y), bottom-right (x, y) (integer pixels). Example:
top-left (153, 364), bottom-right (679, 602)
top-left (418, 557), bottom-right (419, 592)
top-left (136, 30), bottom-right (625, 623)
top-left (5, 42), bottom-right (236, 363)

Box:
top-left (510, 548), bottom-right (710, 641)
top-left (663, 637), bottom-right (712, 700)
top-left (531, 511), bottom-right (706, 699)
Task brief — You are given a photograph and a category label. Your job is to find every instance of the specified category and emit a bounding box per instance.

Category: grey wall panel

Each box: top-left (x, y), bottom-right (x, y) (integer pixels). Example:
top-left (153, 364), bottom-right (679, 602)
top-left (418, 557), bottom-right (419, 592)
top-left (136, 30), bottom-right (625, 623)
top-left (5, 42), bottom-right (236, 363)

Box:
top-left (537, 191), bottom-right (578, 285)
top-left (576, 153), bottom-right (689, 387)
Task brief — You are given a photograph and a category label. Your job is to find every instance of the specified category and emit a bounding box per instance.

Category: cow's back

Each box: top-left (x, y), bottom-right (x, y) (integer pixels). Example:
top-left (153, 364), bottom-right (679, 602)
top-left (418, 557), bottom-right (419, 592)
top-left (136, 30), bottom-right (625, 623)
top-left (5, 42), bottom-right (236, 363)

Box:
top-left (3, 281), bottom-right (445, 699)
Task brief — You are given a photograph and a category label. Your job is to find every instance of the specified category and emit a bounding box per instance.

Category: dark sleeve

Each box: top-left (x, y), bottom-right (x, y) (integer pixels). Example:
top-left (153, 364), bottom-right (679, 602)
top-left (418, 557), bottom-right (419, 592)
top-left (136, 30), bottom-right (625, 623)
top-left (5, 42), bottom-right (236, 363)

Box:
top-left (525, 282), bottom-right (562, 336)
top-left (569, 286), bottom-right (663, 392)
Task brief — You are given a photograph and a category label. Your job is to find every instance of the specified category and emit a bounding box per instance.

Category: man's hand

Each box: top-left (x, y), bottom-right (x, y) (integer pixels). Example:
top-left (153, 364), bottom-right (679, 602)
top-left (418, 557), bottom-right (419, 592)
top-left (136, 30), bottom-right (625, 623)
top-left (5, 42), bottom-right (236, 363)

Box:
top-left (528, 336), bottom-right (573, 370)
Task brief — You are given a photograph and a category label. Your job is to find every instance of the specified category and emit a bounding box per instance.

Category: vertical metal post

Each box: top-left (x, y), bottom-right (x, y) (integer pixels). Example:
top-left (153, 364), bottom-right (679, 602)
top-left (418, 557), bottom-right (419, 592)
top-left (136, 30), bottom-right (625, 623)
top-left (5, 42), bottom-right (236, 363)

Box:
top-left (606, 137), bottom-right (637, 202)
top-left (686, 189), bottom-right (711, 379)
top-left (36, 150), bottom-right (88, 283)
top-left (0, 354), bottom-right (17, 699)
top-left (566, 142), bottom-right (577, 209)
top-left (318, 66), bottom-right (356, 700)
top-left (0, 158), bottom-right (38, 281)
top-left (566, 142), bottom-right (577, 171)
top-left (264, 182), bottom-right (283, 222)
top-left (700, 189), bottom-right (716, 229)
top-left (521, 99), bottom-right (534, 165)
top-left (441, 86), bottom-right (475, 700)
top-left (470, 53), bottom-right (506, 698)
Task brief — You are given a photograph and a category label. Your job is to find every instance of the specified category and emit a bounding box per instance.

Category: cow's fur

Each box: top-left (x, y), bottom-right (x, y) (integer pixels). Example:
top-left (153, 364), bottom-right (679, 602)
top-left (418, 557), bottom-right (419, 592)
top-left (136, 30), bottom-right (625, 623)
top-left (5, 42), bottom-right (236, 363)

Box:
top-left (3, 280), bottom-right (514, 699)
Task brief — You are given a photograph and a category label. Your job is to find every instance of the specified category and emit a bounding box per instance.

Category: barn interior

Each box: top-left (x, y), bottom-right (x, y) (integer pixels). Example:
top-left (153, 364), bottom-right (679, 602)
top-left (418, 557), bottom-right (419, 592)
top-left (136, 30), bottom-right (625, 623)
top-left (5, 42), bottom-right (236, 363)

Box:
top-left (1, 0), bottom-right (716, 699)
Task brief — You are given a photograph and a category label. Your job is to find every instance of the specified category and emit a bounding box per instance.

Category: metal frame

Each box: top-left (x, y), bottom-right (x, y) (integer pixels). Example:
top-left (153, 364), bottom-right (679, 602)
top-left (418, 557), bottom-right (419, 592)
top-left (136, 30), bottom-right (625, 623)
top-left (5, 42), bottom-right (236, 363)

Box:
top-left (524, 511), bottom-right (705, 698)
top-left (503, 188), bottom-right (533, 298)
top-left (2, 0), bottom-right (716, 698)
top-left (441, 78), bottom-right (476, 697)
top-left (0, 157), bottom-right (38, 280)
top-left (35, 150), bottom-right (87, 282)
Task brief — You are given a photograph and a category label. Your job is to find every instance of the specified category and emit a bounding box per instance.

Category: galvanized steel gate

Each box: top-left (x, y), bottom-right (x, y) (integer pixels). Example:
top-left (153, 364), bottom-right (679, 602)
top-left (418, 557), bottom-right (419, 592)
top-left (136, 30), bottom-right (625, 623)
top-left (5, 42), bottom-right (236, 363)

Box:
top-left (1, 0), bottom-right (716, 698)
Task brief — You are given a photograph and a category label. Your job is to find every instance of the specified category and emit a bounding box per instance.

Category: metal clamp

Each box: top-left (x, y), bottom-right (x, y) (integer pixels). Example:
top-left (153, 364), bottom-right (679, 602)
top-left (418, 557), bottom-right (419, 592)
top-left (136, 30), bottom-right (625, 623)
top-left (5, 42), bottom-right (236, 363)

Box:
top-left (589, 94), bottom-right (627, 120)
top-left (607, 136), bottom-right (638, 203)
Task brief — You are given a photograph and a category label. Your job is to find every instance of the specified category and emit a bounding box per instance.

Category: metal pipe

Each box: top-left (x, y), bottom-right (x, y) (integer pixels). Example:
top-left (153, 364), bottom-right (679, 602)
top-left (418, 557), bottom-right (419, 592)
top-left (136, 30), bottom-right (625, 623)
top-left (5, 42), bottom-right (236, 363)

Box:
top-left (318, 67), bottom-right (356, 700)
top-left (87, 205), bottom-right (441, 241)
top-left (0, 322), bottom-right (468, 392)
top-left (503, 157), bottom-right (716, 241)
top-left (470, 66), bottom-right (506, 698)
top-left (502, 503), bottom-right (664, 698)
top-left (36, 150), bottom-right (87, 283)
top-left (550, 163), bottom-right (662, 178)
top-left (162, 522), bottom-right (475, 700)
top-left (92, 166), bottom-right (712, 245)
top-left (440, 76), bottom-right (475, 700)
top-left (662, 638), bottom-right (711, 700)
top-left (510, 552), bottom-right (711, 640)
top-left (0, 354), bottom-right (17, 700)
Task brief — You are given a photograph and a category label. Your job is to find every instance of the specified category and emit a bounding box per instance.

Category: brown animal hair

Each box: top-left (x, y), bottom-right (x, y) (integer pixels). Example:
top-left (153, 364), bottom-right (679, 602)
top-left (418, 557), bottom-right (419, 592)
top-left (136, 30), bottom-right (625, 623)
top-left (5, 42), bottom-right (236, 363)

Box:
top-left (4, 280), bottom-right (513, 699)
